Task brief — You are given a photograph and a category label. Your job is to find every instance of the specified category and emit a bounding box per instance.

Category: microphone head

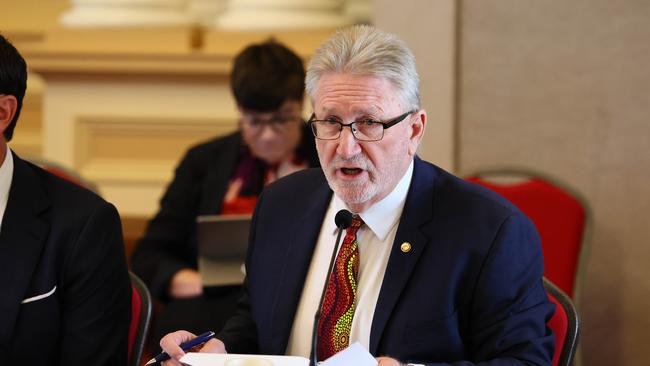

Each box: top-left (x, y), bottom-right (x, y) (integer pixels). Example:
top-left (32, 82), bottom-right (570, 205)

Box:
top-left (334, 209), bottom-right (353, 229)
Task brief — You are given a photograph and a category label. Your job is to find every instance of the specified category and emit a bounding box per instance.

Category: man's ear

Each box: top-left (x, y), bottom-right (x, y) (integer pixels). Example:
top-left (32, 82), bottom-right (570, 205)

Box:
top-left (407, 109), bottom-right (427, 156)
top-left (0, 95), bottom-right (18, 135)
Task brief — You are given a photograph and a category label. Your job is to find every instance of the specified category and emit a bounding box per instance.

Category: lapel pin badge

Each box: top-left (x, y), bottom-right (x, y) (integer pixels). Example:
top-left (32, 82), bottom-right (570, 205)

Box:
top-left (400, 242), bottom-right (412, 253)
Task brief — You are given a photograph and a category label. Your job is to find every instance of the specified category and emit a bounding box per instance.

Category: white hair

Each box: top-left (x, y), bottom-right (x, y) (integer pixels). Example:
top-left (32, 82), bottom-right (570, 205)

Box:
top-left (306, 25), bottom-right (420, 111)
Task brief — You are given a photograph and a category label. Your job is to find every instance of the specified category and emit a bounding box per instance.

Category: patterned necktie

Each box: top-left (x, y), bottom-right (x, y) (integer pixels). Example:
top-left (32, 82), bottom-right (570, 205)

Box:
top-left (317, 215), bottom-right (364, 361)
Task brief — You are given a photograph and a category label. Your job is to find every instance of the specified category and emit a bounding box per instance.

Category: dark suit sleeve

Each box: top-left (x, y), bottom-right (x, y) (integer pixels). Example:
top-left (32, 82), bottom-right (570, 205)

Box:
top-left (426, 213), bottom-right (555, 366)
top-left (214, 189), bottom-right (265, 354)
top-left (60, 202), bottom-right (131, 365)
top-left (131, 149), bottom-right (206, 299)
top-left (215, 276), bottom-right (259, 354)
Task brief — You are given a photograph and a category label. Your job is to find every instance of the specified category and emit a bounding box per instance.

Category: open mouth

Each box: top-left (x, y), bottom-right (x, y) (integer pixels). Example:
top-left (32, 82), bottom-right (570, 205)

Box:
top-left (340, 167), bottom-right (363, 176)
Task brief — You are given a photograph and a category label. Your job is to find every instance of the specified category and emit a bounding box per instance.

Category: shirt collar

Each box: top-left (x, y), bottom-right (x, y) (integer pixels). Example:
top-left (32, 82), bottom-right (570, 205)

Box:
top-left (0, 149), bottom-right (15, 230)
top-left (332, 159), bottom-right (414, 241)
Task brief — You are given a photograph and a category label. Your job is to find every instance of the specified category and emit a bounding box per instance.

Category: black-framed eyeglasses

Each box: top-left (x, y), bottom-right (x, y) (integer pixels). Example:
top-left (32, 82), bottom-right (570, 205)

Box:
top-left (308, 110), bottom-right (416, 141)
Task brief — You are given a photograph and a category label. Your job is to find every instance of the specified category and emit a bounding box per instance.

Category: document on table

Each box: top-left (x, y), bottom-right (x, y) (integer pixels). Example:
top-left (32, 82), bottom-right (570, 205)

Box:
top-left (180, 342), bottom-right (376, 366)
top-left (179, 353), bottom-right (308, 366)
top-left (320, 342), bottom-right (377, 366)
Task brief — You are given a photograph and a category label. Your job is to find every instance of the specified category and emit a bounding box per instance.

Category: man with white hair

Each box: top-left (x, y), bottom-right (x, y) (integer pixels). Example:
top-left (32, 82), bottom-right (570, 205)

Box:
top-left (160, 25), bottom-right (555, 366)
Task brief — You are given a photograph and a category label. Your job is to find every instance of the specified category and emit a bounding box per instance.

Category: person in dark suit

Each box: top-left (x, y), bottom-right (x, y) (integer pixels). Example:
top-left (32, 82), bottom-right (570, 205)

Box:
top-left (160, 25), bottom-right (555, 365)
top-left (131, 40), bottom-right (320, 343)
top-left (0, 34), bottom-right (131, 364)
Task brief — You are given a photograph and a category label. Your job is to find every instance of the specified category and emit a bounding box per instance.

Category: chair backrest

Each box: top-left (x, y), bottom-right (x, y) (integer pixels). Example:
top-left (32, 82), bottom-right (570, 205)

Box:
top-left (465, 168), bottom-right (591, 301)
top-left (128, 272), bottom-right (153, 366)
top-left (28, 157), bottom-right (100, 194)
top-left (544, 277), bottom-right (579, 366)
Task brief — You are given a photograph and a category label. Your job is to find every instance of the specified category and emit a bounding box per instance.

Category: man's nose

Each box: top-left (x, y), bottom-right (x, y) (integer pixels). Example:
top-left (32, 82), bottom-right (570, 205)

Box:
top-left (336, 126), bottom-right (362, 158)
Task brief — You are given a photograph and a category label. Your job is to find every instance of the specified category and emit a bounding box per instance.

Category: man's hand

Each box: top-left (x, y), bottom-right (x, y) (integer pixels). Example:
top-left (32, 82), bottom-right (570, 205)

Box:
top-left (376, 356), bottom-right (404, 366)
top-left (160, 330), bottom-right (227, 366)
top-left (168, 269), bottom-right (203, 298)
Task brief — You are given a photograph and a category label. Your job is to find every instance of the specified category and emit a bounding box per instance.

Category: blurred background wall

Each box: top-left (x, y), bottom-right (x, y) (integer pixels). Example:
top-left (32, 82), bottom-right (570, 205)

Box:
top-left (455, 1), bottom-right (649, 364)
top-left (2, 0), bottom-right (649, 364)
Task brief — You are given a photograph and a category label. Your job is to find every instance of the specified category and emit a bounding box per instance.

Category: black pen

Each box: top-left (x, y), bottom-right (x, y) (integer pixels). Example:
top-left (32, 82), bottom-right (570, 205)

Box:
top-left (145, 331), bottom-right (216, 365)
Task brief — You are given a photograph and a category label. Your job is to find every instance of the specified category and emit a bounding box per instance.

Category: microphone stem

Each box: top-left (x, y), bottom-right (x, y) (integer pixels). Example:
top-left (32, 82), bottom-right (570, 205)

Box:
top-left (310, 225), bottom-right (347, 366)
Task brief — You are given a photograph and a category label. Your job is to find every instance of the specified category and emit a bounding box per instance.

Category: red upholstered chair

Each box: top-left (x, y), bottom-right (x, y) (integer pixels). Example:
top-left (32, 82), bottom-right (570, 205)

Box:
top-left (129, 272), bottom-right (152, 366)
top-left (465, 169), bottom-right (591, 303)
top-left (28, 157), bottom-right (100, 194)
top-left (544, 277), bottom-right (579, 366)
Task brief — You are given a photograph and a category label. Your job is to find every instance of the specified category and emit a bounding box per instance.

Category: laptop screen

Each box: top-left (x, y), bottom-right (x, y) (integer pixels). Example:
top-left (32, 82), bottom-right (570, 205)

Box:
top-left (196, 214), bottom-right (252, 286)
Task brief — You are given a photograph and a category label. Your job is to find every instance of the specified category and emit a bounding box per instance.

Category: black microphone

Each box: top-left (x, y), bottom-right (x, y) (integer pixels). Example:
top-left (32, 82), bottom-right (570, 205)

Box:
top-left (334, 209), bottom-right (354, 230)
top-left (310, 209), bottom-right (353, 366)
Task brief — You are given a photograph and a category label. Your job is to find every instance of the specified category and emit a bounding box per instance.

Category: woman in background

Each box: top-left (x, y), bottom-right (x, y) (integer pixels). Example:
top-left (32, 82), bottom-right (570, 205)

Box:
top-left (131, 40), bottom-right (319, 349)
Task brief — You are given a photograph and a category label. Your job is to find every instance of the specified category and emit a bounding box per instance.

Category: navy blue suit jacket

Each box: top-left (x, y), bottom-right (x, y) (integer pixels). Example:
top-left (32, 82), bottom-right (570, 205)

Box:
top-left (218, 158), bottom-right (555, 365)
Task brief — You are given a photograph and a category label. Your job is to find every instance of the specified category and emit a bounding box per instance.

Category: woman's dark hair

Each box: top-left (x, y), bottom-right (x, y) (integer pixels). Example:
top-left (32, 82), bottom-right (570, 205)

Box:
top-left (0, 34), bottom-right (28, 141)
top-left (231, 40), bottom-right (305, 112)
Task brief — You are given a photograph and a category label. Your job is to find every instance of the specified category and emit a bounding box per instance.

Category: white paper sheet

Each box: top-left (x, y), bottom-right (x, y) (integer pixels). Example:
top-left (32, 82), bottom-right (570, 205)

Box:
top-left (320, 342), bottom-right (377, 366)
top-left (180, 353), bottom-right (309, 366)
top-left (179, 342), bottom-right (376, 366)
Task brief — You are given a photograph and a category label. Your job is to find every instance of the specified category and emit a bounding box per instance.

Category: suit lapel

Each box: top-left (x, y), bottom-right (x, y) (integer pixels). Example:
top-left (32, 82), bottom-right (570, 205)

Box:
top-left (0, 154), bottom-right (50, 346)
top-left (369, 159), bottom-right (436, 354)
top-left (269, 175), bottom-right (332, 349)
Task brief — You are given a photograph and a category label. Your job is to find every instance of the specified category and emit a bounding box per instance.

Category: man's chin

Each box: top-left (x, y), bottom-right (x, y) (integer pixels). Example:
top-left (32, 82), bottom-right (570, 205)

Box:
top-left (333, 186), bottom-right (375, 206)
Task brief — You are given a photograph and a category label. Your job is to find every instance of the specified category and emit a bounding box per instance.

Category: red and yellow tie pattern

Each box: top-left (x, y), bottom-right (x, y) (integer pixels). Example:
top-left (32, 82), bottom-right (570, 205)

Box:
top-left (317, 215), bottom-right (364, 361)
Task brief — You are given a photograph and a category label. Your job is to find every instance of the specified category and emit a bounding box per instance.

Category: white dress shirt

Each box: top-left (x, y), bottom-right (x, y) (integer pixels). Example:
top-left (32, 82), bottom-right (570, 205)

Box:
top-left (286, 160), bottom-right (414, 357)
top-left (0, 149), bottom-right (14, 232)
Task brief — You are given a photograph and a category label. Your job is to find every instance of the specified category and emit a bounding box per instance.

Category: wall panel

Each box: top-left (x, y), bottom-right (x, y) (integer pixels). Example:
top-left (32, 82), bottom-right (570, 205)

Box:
top-left (458, 1), bottom-right (650, 364)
